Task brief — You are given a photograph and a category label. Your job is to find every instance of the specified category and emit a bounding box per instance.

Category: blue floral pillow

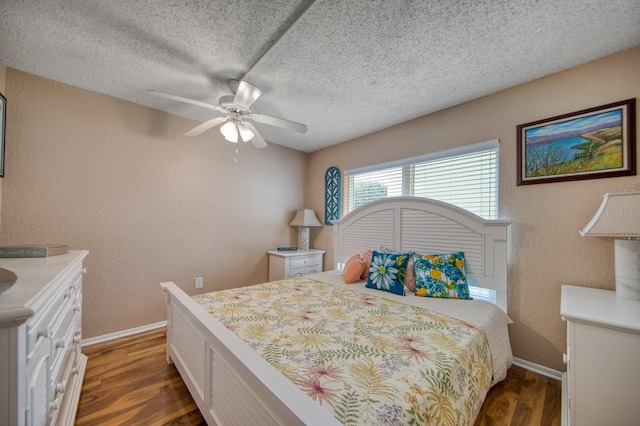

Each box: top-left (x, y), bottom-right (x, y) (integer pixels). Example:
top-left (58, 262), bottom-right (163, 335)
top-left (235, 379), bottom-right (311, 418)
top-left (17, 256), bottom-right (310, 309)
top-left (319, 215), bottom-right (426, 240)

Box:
top-left (365, 250), bottom-right (408, 296)
top-left (413, 252), bottom-right (472, 299)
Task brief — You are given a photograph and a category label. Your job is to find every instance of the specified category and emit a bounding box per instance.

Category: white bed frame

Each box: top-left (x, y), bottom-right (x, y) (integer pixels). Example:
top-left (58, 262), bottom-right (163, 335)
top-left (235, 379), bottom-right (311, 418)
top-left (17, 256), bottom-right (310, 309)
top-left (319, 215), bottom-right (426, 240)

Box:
top-left (160, 197), bottom-right (511, 425)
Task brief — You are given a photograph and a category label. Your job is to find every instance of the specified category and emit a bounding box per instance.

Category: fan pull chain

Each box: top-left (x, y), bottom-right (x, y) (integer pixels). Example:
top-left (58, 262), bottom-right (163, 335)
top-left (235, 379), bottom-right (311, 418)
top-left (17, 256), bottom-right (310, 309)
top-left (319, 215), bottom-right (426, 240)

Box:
top-left (234, 145), bottom-right (239, 164)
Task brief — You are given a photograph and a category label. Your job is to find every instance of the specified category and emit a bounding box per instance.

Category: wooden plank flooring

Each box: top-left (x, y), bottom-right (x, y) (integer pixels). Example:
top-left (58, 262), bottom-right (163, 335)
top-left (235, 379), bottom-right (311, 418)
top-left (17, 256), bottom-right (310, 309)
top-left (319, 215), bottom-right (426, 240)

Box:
top-left (75, 329), bottom-right (204, 425)
top-left (75, 328), bottom-right (561, 425)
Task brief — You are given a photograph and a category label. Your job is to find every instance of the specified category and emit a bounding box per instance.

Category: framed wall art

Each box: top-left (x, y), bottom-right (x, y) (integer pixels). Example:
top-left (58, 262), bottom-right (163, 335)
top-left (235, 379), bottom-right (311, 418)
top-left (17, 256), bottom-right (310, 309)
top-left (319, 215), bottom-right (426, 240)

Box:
top-left (0, 92), bottom-right (5, 177)
top-left (324, 166), bottom-right (341, 224)
top-left (517, 98), bottom-right (635, 185)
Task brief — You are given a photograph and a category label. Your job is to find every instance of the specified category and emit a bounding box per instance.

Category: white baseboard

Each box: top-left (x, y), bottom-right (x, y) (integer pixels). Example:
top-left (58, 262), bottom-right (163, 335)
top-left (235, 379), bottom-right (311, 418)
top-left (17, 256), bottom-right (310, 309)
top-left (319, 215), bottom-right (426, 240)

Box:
top-left (81, 320), bottom-right (167, 347)
top-left (513, 357), bottom-right (563, 381)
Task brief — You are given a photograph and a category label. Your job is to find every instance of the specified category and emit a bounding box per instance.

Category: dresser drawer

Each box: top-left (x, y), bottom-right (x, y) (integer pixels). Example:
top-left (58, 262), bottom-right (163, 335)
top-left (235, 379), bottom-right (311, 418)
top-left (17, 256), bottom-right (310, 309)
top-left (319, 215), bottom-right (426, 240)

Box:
top-left (26, 266), bottom-right (82, 359)
top-left (50, 317), bottom-right (77, 417)
top-left (289, 255), bottom-right (321, 268)
top-left (68, 268), bottom-right (82, 293)
top-left (26, 331), bottom-right (52, 426)
top-left (50, 300), bottom-right (76, 378)
top-left (27, 286), bottom-right (67, 360)
top-left (26, 353), bottom-right (51, 426)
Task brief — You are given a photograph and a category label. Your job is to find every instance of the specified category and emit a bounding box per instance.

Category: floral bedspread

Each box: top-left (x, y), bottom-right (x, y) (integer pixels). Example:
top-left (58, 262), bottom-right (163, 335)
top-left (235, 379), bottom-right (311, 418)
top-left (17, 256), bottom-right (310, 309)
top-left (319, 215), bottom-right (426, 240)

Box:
top-left (193, 277), bottom-right (493, 425)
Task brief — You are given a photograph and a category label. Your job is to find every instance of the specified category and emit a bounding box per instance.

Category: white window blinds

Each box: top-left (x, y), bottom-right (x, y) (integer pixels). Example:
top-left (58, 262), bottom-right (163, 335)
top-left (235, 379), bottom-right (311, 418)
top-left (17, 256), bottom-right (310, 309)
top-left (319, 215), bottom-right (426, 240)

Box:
top-left (343, 140), bottom-right (499, 219)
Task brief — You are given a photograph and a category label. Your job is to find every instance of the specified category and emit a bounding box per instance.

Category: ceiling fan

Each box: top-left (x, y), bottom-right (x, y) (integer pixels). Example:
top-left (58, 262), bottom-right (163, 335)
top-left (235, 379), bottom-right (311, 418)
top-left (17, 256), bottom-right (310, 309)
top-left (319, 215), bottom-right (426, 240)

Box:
top-left (148, 80), bottom-right (307, 149)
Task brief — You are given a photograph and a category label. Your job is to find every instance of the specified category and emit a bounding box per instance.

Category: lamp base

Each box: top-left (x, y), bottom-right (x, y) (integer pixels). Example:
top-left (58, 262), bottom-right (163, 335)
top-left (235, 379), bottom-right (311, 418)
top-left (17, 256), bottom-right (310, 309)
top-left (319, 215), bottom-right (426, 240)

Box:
top-left (297, 226), bottom-right (310, 251)
top-left (615, 239), bottom-right (640, 300)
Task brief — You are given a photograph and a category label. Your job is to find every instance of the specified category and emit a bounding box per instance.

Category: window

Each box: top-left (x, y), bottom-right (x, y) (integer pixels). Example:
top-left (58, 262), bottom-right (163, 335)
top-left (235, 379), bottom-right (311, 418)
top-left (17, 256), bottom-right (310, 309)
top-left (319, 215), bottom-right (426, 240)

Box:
top-left (343, 140), bottom-right (499, 219)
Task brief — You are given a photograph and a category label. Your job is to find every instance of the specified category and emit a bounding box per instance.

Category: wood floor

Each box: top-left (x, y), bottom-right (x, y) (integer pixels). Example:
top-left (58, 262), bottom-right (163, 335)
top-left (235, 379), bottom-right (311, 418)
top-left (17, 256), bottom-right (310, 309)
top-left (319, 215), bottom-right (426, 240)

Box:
top-left (75, 328), bottom-right (561, 426)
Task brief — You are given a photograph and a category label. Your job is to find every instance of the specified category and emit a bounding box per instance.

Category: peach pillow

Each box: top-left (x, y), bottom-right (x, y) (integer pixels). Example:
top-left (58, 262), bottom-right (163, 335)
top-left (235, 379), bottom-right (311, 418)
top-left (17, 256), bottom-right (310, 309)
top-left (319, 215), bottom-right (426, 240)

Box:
top-left (343, 254), bottom-right (364, 284)
top-left (405, 256), bottom-right (416, 292)
top-left (360, 250), bottom-right (373, 280)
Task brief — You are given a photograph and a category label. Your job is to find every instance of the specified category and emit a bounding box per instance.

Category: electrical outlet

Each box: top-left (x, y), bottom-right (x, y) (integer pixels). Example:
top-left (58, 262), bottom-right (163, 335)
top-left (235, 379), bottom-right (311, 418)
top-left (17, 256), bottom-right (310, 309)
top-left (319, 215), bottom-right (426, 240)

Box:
top-left (195, 276), bottom-right (204, 289)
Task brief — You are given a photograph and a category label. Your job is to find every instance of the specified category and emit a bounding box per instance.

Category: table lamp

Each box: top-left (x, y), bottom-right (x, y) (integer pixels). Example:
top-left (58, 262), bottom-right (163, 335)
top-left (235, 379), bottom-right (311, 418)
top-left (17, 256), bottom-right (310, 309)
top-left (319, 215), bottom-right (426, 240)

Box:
top-left (289, 209), bottom-right (323, 251)
top-left (580, 191), bottom-right (640, 300)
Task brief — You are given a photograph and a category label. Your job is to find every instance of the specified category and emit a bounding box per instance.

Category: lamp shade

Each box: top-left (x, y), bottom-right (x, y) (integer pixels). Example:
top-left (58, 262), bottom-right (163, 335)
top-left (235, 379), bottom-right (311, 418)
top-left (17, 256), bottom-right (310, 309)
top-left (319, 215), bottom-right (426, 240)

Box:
top-left (580, 191), bottom-right (640, 238)
top-left (220, 121), bottom-right (239, 143)
top-left (289, 209), bottom-right (323, 227)
top-left (580, 191), bottom-right (640, 300)
top-left (237, 124), bottom-right (254, 142)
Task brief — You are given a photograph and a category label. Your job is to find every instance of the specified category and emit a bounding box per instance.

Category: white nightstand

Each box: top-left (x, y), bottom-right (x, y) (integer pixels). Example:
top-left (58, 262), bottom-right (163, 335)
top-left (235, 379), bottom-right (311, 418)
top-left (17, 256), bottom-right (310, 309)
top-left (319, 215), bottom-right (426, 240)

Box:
top-left (267, 249), bottom-right (325, 281)
top-left (560, 285), bottom-right (640, 426)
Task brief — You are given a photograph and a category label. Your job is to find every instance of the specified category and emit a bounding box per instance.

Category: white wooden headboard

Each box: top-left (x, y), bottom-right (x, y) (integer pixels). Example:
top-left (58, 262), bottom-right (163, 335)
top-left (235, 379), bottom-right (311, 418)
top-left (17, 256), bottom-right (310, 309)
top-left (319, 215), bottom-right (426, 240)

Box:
top-left (332, 197), bottom-right (511, 312)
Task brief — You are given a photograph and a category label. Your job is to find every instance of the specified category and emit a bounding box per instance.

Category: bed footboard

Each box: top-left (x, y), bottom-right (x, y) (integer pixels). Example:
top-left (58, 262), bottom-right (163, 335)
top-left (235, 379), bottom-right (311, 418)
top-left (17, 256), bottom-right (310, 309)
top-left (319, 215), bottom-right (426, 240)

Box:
top-left (160, 282), bottom-right (340, 426)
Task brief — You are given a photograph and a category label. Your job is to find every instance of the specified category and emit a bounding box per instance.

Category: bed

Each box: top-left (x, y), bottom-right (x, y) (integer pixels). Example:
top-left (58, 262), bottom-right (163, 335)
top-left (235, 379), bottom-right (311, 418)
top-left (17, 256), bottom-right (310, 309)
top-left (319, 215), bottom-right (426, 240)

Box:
top-left (160, 196), bottom-right (512, 425)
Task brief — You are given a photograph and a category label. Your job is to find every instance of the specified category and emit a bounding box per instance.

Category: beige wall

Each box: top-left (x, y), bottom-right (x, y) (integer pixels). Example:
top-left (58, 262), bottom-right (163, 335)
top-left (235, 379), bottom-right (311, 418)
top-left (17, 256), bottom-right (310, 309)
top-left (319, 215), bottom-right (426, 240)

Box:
top-left (1, 69), bottom-right (308, 338)
top-left (308, 47), bottom-right (640, 371)
top-left (2, 48), bottom-right (639, 370)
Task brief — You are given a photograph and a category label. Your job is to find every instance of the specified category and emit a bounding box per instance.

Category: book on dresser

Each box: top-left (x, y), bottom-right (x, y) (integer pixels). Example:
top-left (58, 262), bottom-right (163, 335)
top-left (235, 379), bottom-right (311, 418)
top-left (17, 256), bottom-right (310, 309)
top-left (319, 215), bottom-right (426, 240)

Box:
top-left (0, 244), bottom-right (69, 258)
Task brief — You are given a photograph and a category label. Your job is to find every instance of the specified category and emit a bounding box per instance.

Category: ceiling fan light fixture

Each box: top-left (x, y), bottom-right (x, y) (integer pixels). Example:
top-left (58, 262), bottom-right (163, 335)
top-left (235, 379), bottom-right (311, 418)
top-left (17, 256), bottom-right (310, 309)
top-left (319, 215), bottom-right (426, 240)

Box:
top-left (238, 124), bottom-right (254, 142)
top-left (220, 121), bottom-right (239, 143)
top-left (149, 80), bottom-right (306, 150)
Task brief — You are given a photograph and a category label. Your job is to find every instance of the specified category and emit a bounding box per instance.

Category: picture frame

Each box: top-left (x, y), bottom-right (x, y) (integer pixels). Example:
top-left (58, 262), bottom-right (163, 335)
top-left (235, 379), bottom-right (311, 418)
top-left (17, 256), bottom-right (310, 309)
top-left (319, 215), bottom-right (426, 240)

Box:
top-left (517, 98), bottom-right (636, 185)
top-left (0, 92), bottom-right (5, 178)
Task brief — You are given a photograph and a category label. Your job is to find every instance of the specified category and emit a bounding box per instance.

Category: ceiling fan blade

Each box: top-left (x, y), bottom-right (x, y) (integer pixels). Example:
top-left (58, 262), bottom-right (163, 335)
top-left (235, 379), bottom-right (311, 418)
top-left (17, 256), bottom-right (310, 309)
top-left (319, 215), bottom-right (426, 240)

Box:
top-left (233, 81), bottom-right (262, 109)
top-left (248, 113), bottom-right (307, 134)
top-left (184, 116), bottom-right (228, 137)
top-left (147, 90), bottom-right (225, 113)
top-left (243, 122), bottom-right (268, 148)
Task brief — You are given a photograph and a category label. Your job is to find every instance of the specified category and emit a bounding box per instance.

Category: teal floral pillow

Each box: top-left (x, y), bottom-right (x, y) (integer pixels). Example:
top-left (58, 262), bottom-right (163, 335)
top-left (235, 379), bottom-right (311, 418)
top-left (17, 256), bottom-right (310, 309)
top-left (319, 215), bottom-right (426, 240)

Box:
top-left (365, 250), bottom-right (408, 296)
top-left (413, 252), bottom-right (471, 299)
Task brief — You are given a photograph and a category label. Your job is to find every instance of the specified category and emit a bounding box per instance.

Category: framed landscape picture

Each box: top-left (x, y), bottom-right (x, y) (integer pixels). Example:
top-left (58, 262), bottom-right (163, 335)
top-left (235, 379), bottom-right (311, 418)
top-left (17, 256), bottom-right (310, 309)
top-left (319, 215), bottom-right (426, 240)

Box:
top-left (517, 99), bottom-right (636, 185)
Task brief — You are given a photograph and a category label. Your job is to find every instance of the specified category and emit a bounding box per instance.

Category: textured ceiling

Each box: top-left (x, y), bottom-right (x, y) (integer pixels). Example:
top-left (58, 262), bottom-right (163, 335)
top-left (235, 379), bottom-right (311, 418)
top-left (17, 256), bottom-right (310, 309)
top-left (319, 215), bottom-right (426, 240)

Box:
top-left (1, 1), bottom-right (639, 153)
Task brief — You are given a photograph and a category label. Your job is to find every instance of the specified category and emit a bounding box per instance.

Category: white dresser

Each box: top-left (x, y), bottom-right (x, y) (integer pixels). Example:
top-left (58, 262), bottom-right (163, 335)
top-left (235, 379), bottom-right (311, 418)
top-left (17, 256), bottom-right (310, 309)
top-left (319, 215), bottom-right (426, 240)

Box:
top-left (0, 250), bottom-right (89, 426)
top-left (267, 249), bottom-right (325, 281)
top-left (560, 285), bottom-right (640, 426)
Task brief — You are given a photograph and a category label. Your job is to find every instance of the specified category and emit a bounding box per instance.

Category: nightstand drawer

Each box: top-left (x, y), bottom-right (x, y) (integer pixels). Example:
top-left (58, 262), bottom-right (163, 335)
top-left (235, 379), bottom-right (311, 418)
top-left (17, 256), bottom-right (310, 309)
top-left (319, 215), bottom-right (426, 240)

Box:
top-left (288, 267), bottom-right (306, 277)
top-left (304, 266), bottom-right (321, 275)
top-left (290, 256), bottom-right (320, 268)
